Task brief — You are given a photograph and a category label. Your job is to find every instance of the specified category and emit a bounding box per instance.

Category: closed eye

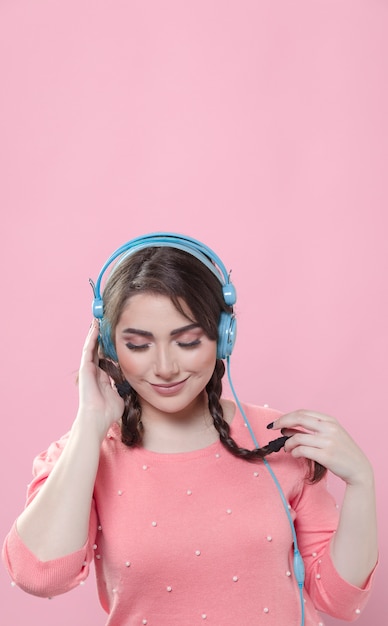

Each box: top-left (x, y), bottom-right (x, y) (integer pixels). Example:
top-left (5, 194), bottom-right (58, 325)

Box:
top-left (176, 339), bottom-right (201, 348)
top-left (125, 342), bottom-right (151, 351)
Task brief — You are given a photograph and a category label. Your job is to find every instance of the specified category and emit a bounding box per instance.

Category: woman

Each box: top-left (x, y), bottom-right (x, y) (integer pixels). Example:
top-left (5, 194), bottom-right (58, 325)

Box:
top-left (2, 233), bottom-right (378, 625)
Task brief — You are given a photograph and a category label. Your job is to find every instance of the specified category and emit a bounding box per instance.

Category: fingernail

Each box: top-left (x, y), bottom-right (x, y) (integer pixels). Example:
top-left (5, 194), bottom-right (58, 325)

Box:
top-left (266, 422), bottom-right (274, 429)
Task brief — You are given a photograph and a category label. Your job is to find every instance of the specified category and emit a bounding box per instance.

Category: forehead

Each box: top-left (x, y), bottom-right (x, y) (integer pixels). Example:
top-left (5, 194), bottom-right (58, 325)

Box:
top-left (118, 293), bottom-right (195, 327)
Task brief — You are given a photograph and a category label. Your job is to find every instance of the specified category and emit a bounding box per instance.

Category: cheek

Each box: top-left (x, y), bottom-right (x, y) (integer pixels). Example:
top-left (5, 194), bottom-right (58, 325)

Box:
top-left (116, 350), bottom-right (143, 377)
top-left (191, 347), bottom-right (217, 374)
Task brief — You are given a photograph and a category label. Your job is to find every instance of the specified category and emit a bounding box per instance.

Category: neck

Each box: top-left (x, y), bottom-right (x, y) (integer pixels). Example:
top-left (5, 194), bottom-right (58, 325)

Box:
top-left (140, 393), bottom-right (219, 453)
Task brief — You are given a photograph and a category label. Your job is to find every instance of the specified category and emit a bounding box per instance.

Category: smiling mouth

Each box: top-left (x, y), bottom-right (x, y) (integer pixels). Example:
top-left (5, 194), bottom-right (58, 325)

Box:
top-left (150, 378), bottom-right (189, 394)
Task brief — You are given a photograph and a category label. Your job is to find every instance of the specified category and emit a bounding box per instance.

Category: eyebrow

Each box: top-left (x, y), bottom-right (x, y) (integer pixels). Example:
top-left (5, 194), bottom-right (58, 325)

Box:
top-left (121, 323), bottom-right (201, 338)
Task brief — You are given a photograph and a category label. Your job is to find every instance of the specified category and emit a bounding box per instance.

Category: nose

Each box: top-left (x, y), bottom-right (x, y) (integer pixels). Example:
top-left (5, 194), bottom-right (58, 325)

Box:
top-left (153, 345), bottom-right (179, 380)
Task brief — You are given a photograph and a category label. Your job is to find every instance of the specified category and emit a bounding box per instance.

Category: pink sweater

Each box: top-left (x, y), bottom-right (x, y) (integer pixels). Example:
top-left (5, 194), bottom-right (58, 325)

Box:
top-left (3, 403), bottom-right (375, 625)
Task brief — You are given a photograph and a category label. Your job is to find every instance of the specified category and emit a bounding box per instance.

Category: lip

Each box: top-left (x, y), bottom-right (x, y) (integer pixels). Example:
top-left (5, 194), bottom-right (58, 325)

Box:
top-left (150, 378), bottom-right (189, 396)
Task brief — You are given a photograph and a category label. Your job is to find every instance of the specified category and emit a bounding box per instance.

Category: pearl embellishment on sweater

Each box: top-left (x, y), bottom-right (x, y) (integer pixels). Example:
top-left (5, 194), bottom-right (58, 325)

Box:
top-left (106, 447), bottom-right (278, 622)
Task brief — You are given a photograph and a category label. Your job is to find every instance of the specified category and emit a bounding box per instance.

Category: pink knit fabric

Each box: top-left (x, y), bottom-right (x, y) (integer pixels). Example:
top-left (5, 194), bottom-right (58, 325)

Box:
top-left (3, 403), bottom-right (375, 625)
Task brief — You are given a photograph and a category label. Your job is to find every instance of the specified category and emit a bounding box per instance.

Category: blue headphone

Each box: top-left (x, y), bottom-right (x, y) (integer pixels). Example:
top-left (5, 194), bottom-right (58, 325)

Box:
top-left (90, 232), bottom-right (237, 361)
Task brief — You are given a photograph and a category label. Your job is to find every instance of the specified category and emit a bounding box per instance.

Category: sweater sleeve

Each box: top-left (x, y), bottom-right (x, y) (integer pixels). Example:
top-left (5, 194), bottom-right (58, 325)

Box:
top-left (291, 474), bottom-right (377, 621)
top-left (2, 434), bottom-right (98, 598)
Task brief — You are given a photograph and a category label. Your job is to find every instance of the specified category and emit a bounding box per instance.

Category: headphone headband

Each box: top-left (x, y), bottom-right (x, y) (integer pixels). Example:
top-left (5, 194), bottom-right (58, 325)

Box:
top-left (93, 233), bottom-right (233, 305)
top-left (90, 232), bottom-right (237, 360)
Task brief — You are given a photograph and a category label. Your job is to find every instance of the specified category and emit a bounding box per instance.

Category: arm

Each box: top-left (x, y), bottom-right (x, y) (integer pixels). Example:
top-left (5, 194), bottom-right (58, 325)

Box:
top-left (15, 320), bottom-right (124, 561)
top-left (270, 410), bottom-right (378, 588)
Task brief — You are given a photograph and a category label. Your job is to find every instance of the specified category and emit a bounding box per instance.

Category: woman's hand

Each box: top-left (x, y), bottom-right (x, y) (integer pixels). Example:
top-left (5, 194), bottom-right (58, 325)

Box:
top-left (14, 319), bottom-right (124, 562)
top-left (270, 409), bottom-right (378, 586)
top-left (76, 319), bottom-right (124, 440)
top-left (270, 410), bottom-right (373, 486)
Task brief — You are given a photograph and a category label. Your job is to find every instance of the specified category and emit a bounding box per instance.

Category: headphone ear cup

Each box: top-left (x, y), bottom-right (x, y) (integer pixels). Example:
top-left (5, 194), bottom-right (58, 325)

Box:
top-left (99, 318), bottom-right (119, 361)
top-left (217, 312), bottom-right (237, 359)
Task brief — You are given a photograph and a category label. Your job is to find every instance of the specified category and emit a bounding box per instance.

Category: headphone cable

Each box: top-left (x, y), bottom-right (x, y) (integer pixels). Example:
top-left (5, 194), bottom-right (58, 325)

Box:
top-left (226, 356), bottom-right (305, 626)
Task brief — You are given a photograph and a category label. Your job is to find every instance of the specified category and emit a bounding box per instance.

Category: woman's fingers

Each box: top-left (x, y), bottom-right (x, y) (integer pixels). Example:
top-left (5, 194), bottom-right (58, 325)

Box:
top-left (76, 321), bottom-right (124, 435)
top-left (269, 409), bottom-right (336, 434)
top-left (80, 319), bottom-right (100, 367)
top-left (283, 432), bottom-right (330, 457)
top-left (270, 409), bottom-right (372, 485)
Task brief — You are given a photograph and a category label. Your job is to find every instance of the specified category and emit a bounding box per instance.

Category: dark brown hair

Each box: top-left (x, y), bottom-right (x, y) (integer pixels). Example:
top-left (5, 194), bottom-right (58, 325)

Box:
top-left (99, 246), bottom-right (326, 483)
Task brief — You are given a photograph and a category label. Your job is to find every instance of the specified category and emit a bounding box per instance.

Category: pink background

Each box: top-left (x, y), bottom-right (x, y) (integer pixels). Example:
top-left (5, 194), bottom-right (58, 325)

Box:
top-left (1, 1), bottom-right (386, 624)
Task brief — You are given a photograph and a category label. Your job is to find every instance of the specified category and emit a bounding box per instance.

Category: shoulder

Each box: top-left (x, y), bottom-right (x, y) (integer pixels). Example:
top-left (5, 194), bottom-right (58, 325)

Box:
top-left (98, 422), bottom-right (132, 470)
top-left (239, 401), bottom-right (283, 422)
top-left (31, 431), bottom-right (71, 475)
top-left (227, 399), bottom-right (283, 447)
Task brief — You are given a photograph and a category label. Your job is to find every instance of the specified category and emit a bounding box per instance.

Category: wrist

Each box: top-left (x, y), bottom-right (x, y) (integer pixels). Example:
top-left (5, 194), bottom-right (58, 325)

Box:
top-left (72, 410), bottom-right (110, 446)
top-left (346, 461), bottom-right (375, 489)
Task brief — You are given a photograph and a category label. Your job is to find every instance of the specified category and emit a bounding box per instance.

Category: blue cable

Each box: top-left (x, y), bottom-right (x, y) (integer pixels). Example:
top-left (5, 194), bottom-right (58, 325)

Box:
top-left (226, 356), bottom-right (305, 626)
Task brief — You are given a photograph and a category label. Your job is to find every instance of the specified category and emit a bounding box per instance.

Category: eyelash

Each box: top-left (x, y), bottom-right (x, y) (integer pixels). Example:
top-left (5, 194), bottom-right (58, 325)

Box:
top-left (125, 339), bottom-right (201, 351)
top-left (125, 343), bottom-right (150, 351)
top-left (177, 339), bottom-right (201, 348)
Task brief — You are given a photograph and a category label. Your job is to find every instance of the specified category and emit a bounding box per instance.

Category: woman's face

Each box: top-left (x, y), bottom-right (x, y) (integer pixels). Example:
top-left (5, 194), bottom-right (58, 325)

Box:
top-left (115, 293), bottom-right (217, 419)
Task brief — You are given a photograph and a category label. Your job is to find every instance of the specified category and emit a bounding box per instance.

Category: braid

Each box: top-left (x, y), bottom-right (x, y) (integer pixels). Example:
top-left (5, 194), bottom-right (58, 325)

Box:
top-left (206, 361), bottom-right (327, 483)
top-left (120, 388), bottom-right (143, 447)
top-left (206, 362), bottom-right (278, 461)
top-left (99, 358), bottom-right (143, 447)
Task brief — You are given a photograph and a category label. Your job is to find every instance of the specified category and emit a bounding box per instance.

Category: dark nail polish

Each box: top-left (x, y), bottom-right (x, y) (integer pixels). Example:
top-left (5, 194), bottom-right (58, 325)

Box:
top-left (266, 422), bottom-right (274, 429)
